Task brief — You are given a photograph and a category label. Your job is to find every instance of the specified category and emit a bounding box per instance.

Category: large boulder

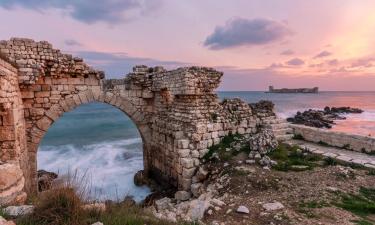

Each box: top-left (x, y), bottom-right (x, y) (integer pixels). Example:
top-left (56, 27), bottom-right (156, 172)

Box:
top-left (134, 170), bottom-right (148, 186)
top-left (37, 169), bottom-right (58, 192)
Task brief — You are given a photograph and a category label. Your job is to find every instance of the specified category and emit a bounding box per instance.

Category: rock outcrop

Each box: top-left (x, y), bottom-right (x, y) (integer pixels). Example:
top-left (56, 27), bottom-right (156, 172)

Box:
top-left (287, 106), bottom-right (363, 128)
top-left (37, 169), bottom-right (58, 192)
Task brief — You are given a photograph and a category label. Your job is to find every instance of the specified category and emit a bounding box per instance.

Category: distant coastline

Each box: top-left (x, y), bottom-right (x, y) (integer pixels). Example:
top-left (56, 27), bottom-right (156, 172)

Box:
top-left (267, 86), bottom-right (319, 93)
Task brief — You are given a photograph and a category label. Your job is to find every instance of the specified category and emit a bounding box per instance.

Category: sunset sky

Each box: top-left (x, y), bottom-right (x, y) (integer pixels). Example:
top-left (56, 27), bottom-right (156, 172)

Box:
top-left (1, 0), bottom-right (375, 91)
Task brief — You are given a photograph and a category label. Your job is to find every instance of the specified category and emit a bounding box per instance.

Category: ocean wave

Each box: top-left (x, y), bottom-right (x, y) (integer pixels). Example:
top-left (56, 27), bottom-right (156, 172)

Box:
top-left (37, 138), bottom-right (150, 202)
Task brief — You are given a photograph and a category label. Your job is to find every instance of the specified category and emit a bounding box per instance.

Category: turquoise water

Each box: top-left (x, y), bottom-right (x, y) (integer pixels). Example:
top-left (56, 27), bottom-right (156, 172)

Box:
top-left (38, 91), bottom-right (375, 200)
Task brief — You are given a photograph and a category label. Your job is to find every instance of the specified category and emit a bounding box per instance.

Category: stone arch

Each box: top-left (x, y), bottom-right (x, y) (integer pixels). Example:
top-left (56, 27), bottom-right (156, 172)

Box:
top-left (1, 38), bottom-right (277, 206)
top-left (25, 89), bottom-right (151, 194)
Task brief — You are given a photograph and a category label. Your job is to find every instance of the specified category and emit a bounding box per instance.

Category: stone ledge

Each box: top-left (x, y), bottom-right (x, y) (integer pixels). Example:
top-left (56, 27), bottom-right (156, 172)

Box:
top-left (290, 124), bottom-right (375, 153)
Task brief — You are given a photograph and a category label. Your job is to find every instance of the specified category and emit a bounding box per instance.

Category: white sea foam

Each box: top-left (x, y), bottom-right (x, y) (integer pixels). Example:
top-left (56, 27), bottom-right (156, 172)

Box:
top-left (37, 138), bottom-right (151, 202)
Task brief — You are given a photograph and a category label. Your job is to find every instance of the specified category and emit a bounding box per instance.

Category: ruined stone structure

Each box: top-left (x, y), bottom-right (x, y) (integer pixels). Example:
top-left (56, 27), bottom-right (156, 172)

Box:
top-left (0, 38), bottom-right (275, 205)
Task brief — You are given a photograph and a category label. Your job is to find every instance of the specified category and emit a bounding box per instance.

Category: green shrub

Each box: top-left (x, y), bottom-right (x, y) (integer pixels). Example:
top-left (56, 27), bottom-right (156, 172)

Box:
top-left (203, 133), bottom-right (246, 162)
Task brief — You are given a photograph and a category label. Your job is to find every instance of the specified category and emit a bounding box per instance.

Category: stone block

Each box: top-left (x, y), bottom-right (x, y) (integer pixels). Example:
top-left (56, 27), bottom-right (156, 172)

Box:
top-left (36, 116), bottom-right (52, 131)
top-left (0, 127), bottom-right (15, 141)
top-left (34, 91), bottom-right (50, 98)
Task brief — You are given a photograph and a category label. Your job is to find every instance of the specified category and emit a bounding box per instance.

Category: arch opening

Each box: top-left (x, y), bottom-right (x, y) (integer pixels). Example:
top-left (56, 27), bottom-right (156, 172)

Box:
top-left (37, 102), bottom-right (151, 202)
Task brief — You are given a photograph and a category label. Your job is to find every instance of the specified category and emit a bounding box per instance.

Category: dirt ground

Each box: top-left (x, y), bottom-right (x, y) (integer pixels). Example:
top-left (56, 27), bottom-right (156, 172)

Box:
top-left (202, 153), bottom-right (375, 225)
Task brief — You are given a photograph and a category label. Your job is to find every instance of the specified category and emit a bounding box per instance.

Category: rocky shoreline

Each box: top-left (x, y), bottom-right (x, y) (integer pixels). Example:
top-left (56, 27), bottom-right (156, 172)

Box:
top-left (287, 106), bottom-right (363, 128)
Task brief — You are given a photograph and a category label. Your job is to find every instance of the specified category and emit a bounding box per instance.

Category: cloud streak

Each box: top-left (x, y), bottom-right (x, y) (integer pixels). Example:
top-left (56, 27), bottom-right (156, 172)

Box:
top-left (0, 0), bottom-right (161, 24)
top-left (314, 50), bottom-right (332, 58)
top-left (280, 49), bottom-right (294, 55)
top-left (286, 58), bottom-right (305, 66)
top-left (64, 39), bottom-right (82, 46)
top-left (204, 18), bottom-right (292, 50)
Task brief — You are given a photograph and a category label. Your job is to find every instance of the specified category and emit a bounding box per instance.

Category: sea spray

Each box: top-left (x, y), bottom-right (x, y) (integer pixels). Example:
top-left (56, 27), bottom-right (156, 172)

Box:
top-left (38, 138), bottom-right (151, 202)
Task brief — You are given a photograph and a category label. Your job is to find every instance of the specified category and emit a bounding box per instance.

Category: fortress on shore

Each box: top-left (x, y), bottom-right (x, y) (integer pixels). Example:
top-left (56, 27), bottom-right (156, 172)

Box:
top-left (267, 86), bottom-right (319, 93)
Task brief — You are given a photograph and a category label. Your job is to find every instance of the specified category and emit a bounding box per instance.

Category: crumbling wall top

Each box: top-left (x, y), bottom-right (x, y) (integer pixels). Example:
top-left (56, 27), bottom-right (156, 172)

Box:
top-left (121, 65), bottom-right (223, 95)
top-left (0, 38), bottom-right (104, 84)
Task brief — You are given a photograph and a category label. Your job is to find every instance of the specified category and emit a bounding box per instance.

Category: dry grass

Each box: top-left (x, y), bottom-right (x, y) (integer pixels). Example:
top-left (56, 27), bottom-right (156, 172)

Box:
top-left (14, 171), bottom-right (190, 225)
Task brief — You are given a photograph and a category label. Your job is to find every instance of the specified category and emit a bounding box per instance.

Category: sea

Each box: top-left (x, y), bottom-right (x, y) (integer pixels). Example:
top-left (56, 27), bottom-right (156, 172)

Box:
top-left (37, 91), bottom-right (375, 201)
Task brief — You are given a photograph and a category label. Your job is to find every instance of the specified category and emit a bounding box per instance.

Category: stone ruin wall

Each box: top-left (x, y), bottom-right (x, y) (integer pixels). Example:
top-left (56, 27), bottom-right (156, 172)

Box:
top-left (0, 38), bottom-right (278, 205)
top-left (0, 58), bottom-right (28, 205)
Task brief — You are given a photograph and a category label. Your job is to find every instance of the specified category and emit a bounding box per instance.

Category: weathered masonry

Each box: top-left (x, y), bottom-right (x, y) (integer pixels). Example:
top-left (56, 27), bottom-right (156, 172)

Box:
top-left (0, 38), bottom-right (275, 205)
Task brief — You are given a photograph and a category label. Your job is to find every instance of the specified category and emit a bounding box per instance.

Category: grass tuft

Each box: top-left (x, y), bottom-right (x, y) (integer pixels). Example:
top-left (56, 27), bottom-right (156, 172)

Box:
top-left (268, 144), bottom-right (323, 171)
top-left (203, 133), bottom-right (248, 162)
top-left (336, 187), bottom-right (375, 218)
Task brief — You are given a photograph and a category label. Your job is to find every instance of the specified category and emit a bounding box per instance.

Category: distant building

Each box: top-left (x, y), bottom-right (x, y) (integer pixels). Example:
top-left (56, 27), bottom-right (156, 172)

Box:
top-left (268, 86), bottom-right (319, 93)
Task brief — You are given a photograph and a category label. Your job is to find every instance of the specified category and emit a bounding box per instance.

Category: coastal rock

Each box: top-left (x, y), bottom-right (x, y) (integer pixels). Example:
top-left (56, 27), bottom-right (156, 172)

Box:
top-left (37, 169), bottom-right (58, 192)
top-left (121, 196), bottom-right (136, 207)
top-left (287, 106), bottom-right (363, 128)
top-left (3, 205), bottom-right (34, 217)
top-left (134, 170), bottom-right (148, 186)
top-left (155, 197), bottom-right (173, 211)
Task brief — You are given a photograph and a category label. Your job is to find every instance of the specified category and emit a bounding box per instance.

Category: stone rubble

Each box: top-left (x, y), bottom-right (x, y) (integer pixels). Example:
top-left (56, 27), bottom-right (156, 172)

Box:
top-left (262, 202), bottom-right (285, 211)
top-left (236, 205), bottom-right (250, 214)
top-left (2, 205), bottom-right (34, 217)
top-left (91, 222), bottom-right (104, 225)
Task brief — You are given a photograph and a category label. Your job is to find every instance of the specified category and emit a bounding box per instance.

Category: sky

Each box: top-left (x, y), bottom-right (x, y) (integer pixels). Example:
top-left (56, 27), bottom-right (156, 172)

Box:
top-left (1, 0), bottom-right (375, 91)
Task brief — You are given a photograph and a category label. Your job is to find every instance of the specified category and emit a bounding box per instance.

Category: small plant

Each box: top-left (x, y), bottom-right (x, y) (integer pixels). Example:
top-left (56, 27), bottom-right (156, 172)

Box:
top-left (299, 200), bottom-right (329, 209)
top-left (296, 199), bottom-right (330, 218)
top-left (293, 134), bottom-right (305, 140)
top-left (367, 169), bottom-right (375, 176)
top-left (324, 157), bottom-right (338, 166)
top-left (203, 133), bottom-right (246, 162)
top-left (318, 141), bottom-right (330, 146)
top-left (210, 112), bottom-right (218, 122)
